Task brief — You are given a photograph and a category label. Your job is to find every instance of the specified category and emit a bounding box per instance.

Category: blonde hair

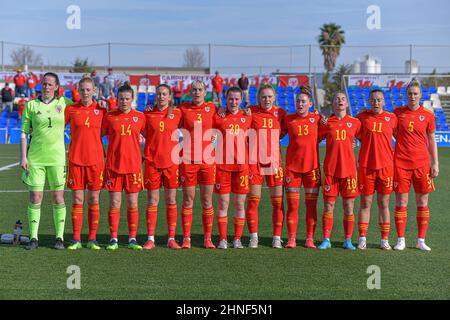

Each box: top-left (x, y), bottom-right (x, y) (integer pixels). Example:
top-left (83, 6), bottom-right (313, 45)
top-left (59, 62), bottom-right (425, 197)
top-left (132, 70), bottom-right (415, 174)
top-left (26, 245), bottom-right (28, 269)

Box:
top-left (191, 80), bottom-right (206, 91)
top-left (406, 79), bottom-right (422, 94)
top-left (78, 76), bottom-right (95, 87)
top-left (257, 83), bottom-right (276, 100)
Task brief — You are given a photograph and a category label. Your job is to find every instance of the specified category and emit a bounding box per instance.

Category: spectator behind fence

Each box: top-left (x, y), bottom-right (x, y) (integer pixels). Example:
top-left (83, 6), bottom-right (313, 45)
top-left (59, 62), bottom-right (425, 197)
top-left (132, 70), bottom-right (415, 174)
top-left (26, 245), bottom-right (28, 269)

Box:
top-left (91, 70), bottom-right (101, 97)
top-left (27, 71), bottom-right (37, 98)
top-left (99, 76), bottom-right (114, 98)
top-left (18, 94), bottom-right (27, 119)
top-left (173, 81), bottom-right (183, 106)
top-left (71, 84), bottom-right (81, 103)
top-left (14, 69), bottom-right (26, 96)
top-left (104, 68), bottom-right (115, 89)
top-left (1, 82), bottom-right (15, 113)
top-left (212, 70), bottom-right (224, 107)
top-left (238, 73), bottom-right (250, 107)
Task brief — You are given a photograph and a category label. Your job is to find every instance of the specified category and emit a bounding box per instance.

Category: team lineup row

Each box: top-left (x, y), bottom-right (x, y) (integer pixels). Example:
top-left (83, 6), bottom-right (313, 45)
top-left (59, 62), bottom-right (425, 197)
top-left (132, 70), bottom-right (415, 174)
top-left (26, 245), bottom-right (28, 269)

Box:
top-left (18, 72), bottom-right (439, 252)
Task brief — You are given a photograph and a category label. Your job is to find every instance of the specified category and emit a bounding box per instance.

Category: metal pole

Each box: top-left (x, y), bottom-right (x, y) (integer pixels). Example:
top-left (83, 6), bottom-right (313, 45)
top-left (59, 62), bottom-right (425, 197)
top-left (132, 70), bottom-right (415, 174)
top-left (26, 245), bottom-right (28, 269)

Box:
top-left (1, 41), bottom-right (4, 71)
top-left (289, 47), bottom-right (292, 72)
top-left (308, 44), bottom-right (312, 87)
top-left (208, 44), bottom-right (212, 74)
top-left (108, 42), bottom-right (111, 68)
top-left (409, 44), bottom-right (413, 76)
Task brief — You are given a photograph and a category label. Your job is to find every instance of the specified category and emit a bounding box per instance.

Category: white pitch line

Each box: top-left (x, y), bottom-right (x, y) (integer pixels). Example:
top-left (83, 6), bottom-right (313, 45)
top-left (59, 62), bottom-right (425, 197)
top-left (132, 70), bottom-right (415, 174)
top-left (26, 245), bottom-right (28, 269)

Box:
top-left (0, 162), bottom-right (20, 172)
top-left (0, 186), bottom-right (273, 193)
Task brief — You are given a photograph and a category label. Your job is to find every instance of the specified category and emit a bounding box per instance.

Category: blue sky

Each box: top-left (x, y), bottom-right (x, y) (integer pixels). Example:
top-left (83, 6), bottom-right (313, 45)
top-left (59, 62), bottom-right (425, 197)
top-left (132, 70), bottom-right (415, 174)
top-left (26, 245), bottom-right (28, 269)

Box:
top-left (0, 0), bottom-right (449, 73)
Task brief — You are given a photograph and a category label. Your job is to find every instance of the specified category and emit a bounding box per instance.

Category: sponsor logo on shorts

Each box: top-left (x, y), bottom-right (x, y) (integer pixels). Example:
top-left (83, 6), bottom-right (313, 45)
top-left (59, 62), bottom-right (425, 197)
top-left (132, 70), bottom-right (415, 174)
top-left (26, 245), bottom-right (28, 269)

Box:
top-left (324, 185), bottom-right (331, 192)
top-left (347, 122), bottom-right (352, 128)
top-left (133, 117), bottom-right (139, 123)
top-left (419, 115), bottom-right (425, 122)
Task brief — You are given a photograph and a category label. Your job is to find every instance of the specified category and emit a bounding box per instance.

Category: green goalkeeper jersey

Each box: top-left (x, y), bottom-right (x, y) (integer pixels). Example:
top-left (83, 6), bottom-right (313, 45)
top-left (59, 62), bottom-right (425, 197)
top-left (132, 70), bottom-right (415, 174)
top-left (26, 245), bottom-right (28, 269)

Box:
top-left (21, 96), bottom-right (73, 166)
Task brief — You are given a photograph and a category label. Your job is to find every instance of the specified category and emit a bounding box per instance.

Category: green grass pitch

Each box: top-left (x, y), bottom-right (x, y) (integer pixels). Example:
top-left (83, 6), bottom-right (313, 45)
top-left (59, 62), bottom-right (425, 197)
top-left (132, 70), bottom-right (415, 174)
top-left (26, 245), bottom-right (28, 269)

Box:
top-left (0, 144), bottom-right (449, 299)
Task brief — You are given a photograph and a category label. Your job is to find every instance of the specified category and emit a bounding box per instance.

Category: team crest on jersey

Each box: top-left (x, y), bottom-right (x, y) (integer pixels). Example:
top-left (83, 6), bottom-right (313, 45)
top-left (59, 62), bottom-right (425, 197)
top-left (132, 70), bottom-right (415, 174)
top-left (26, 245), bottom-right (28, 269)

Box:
top-left (274, 111), bottom-right (278, 117)
top-left (215, 184), bottom-right (221, 190)
top-left (309, 117), bottom-right (315, 123)
top-left (168, 113), bottom-right (174, 120)
top-left (346, 122), bottom-right (352, 128)
top-left (205, 106), bottom-right (210, 112)
top-left (55, 105), bottom-right (62, 113)
top-left (94, 109), bottom-right (100, 116)
top-left (241, 118), bottom-right (246, 123)
top-left (324, 185), bottom-right (330, 192)
top-left (419, 115), bottom-right (425, 122)
top-left (385, 116), bottom-right (390, 122)
top-left (133, 117), bottom-right (139, 123)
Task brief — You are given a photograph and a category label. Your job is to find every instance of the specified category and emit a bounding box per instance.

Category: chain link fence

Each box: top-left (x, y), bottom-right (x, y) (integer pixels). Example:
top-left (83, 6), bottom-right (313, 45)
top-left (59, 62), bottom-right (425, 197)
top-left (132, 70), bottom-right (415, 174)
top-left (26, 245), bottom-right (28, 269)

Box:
top-left (2, 41), bottom-right (450, 74)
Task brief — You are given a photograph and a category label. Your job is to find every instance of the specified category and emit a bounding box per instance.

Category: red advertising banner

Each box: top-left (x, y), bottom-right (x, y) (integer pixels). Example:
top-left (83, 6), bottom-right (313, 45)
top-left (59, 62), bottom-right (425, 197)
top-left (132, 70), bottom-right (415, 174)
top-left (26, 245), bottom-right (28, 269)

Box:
top-left (129, 75), bottom-right (160, 87)
top-left (277, 75), bottom-right (309, 88)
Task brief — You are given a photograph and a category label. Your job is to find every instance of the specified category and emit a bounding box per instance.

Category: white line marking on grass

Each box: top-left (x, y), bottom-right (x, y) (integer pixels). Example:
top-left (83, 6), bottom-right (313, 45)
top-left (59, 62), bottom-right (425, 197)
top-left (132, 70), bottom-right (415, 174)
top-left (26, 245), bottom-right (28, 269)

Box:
top-left (0, 162), bottom-right (20, 172)
top-left (0, 186), bottom-right (273, 193)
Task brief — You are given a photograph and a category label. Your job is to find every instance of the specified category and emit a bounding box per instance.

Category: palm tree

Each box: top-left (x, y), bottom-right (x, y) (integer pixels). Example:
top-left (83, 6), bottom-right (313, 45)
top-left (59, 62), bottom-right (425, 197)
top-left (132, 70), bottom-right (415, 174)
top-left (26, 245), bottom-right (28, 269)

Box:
top-left (318, 23), bottom-right (346, 72)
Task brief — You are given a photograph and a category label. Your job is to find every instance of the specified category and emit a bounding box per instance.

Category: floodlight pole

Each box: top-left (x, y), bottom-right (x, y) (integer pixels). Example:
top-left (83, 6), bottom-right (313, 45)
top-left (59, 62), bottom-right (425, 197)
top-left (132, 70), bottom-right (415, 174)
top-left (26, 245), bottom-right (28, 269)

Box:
top-left (208, 44), bottom-right (212, 74)
top-left (1, 41), bottom-right (4, 71)
top-left (409, 44), bottom-right (413, 76)
top-left (308, 44), bottom-right (312, 86)
top-left (108, 42), bottom-right (111, 68)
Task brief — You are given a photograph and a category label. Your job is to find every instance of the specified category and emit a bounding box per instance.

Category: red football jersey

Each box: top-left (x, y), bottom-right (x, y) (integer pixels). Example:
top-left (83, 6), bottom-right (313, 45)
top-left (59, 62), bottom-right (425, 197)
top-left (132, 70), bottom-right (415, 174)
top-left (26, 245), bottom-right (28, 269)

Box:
top-left (357, 110), bottom-right (397, 170)
top-left (214, 110), bottom-right (252, 172)
top-left (179, 102), bottom-right (217, 164)
top-left (65, 100), bottom-right (105, 166)
top-left (249, 105), bottom-right (286, 166)
top-left (394, 106), bottom-right (436, 169)
top-left (102, 109), bottom-right (146, 174)
top-left (144, 107), bottom-right (182, 169)
top-left (283, 112), bottom-right (321, 173)
top-left (319, 114), bottom-right (361, 178)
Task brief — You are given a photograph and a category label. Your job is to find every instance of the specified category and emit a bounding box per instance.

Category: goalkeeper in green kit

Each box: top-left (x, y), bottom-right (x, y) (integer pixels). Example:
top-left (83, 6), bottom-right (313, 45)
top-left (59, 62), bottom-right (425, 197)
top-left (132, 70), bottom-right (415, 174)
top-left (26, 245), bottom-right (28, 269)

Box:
top-left (20, 72), bottom-right (73, 250)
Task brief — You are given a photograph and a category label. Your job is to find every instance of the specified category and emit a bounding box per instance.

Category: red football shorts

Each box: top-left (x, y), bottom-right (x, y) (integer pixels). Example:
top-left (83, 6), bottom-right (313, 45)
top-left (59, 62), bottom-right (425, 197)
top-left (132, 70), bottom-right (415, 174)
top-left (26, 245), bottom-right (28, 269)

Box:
top-left (358, 166), bottom-right (394, 195)
top-left (144, 161), bottom-right (179, 190)
top-left (248, 163), bottom-right (283, 187)
top-left (214, 168), bottom-right (249, 194)
top-left (104, 169), bottom-right (143, 193)
top-left (394, 164), bottom-right (435, 194)
top-left (180, 163), bottom-right (216, 187)
top-left (284, 168), bottom-right (321, 190)
top-left (67, 161), bottom-right (104, 191)
top-left (322, 174), bottom-right (359, 201)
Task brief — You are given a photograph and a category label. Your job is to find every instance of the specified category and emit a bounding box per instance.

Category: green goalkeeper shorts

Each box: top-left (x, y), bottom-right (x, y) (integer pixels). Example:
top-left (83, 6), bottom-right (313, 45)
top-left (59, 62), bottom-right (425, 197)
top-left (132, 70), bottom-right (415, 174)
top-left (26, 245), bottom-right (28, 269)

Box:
top-left (22, 166), bottom-right (66, 191)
